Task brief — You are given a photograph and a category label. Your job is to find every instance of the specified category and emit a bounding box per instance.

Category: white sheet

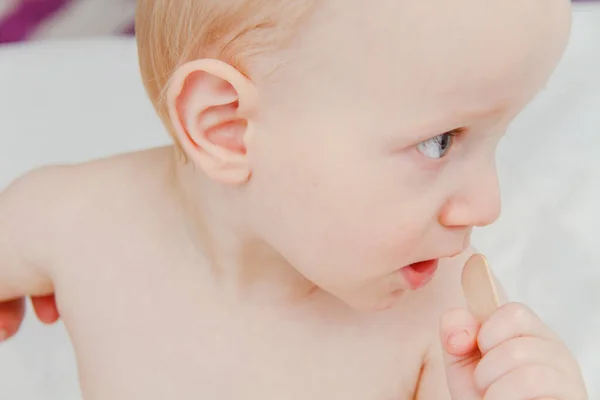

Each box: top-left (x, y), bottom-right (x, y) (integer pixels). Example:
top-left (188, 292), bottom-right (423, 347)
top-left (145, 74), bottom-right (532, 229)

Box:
top-left (0, 5), bottom-right (598, 399)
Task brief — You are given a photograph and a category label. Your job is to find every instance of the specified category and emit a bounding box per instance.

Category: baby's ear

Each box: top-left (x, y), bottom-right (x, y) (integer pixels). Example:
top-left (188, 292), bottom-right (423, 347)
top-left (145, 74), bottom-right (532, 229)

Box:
top-left (166, 59), bottom-right (258, 184)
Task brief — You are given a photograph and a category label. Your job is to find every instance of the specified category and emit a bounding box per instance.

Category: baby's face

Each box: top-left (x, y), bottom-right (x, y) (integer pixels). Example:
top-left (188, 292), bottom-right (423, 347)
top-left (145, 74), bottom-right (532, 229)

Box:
top-left (246, 0), bottom-right (572, 310)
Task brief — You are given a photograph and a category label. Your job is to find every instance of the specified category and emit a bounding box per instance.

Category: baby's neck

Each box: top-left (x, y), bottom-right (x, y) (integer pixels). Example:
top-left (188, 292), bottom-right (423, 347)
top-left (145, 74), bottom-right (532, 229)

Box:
top-left (165, 149), bottom-right (319, 306)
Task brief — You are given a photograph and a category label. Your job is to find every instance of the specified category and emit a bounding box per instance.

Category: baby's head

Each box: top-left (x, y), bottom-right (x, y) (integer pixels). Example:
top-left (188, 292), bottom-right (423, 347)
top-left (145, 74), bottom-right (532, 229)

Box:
top-left (136, 0), bottom-right (571, 310)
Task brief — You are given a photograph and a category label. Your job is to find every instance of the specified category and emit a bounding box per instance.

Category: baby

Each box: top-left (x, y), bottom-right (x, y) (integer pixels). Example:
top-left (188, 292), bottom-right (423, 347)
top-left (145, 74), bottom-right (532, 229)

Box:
top-left (0, 0), bottom-right (589, 398)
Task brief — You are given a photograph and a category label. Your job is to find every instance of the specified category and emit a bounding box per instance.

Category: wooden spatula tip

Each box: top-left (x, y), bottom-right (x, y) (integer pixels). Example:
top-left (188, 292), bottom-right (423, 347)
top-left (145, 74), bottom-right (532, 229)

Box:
top-left (461, 253), bottom-right (500, 322)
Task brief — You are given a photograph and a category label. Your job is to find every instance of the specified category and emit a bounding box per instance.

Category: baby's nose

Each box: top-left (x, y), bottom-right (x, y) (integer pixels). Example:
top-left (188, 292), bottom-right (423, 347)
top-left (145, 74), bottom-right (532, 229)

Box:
top-left (439, 168), bottom-right (502, 229)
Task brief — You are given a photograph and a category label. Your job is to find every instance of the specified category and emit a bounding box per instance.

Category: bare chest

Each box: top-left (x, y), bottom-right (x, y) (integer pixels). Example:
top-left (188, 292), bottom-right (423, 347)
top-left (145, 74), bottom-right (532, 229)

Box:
top-left (55, 259), bottom-right (428, 399)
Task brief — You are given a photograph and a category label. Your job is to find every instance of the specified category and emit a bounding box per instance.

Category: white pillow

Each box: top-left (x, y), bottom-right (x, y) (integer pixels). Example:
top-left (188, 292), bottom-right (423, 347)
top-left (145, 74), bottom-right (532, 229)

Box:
top-left (0, 37), bottom-right (169, 187)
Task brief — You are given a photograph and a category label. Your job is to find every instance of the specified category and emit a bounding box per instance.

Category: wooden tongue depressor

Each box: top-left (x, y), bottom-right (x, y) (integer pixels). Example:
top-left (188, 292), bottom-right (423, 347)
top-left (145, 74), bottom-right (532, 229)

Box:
top-left (461, 254), bottom-right (501, 323)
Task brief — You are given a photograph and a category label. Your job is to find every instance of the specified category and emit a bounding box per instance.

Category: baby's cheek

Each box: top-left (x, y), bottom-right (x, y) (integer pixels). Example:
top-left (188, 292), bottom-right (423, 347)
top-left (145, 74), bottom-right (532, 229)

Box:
top-left (325, 224), bottom-right (419, 279)
top-left (357, 216), bottom-right (425, 258)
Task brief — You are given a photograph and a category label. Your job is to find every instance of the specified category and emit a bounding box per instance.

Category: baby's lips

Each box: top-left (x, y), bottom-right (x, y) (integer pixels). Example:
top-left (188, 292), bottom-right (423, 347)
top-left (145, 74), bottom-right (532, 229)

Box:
top-left (400, 259), bottom-right (439, 290)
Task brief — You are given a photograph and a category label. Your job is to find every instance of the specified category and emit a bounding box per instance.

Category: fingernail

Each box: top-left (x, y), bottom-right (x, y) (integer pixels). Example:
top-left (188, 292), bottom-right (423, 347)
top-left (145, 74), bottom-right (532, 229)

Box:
top-left (447, 329), bottom-right (471, 350)
top-left (0, 329), bottom-right (7, 342)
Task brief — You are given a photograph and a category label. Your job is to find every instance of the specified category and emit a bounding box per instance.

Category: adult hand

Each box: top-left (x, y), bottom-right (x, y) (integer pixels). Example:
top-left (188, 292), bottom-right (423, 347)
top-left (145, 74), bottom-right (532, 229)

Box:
top-left (0, 294), bottom-right (59, 341)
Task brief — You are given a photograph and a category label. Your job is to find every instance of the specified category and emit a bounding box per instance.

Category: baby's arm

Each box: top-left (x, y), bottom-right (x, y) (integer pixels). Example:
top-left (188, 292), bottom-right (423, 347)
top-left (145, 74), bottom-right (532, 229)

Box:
top-left (0, 168), bottom-right (62, 299)
top-left (0, 168), bottom-right (67, 336)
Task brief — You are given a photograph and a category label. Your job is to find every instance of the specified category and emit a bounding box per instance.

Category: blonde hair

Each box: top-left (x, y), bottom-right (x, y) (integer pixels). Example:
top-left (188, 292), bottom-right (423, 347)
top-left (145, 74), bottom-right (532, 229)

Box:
top-left (135, 0), bottom-right (317, 138)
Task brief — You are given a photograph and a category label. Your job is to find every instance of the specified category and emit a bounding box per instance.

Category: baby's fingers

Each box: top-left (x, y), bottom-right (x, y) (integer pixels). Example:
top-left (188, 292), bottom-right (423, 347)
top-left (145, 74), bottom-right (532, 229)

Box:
top-left (0, 298), bottom-right (26, 341)
top-left (478, 302), bottom-right (558, 354)
top-left (440, 308), bottom-right (482, 400)
top-left (474, 336), bottom-right (571, 391)
top-left (31, 294), bottom-right (60, 325)
top-left (482, 364), bottom-right (569, 400)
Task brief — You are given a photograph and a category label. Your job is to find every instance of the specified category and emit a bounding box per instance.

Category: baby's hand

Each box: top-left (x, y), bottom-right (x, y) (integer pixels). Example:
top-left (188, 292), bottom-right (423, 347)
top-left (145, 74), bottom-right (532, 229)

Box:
top-left (0, 295), bottom-right (59, 341)
top-left (440, 303), bottom-right (588, 399)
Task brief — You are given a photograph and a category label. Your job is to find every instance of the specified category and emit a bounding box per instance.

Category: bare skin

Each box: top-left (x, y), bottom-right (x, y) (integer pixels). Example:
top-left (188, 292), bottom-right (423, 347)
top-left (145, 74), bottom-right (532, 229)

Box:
top-left (0, 147), bottom-right (588, 399)
top-left (0, 0), bottom-right (588, 398)
top-left (0, 148), bottom-right (467, 399)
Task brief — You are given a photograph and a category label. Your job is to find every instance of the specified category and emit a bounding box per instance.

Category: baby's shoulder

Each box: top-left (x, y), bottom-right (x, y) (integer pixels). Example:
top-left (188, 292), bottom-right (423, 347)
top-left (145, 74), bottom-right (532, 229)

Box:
top-left (59, 145), bottom-right (173, 200)
top-left (36, 146), bottom-right (172, 215)
top-left (13, 146), bottom-right (176, 262)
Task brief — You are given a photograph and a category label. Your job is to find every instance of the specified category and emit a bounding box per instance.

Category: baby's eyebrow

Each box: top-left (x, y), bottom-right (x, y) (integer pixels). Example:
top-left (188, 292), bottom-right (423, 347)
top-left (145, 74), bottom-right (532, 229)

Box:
top-left (461, 103), bottom-right (508, 120)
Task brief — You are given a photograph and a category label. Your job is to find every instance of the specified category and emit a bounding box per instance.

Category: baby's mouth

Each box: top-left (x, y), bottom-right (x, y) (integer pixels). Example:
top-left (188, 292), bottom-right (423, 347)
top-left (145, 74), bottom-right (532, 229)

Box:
top-left (400, 259), bottom-right (439, 290)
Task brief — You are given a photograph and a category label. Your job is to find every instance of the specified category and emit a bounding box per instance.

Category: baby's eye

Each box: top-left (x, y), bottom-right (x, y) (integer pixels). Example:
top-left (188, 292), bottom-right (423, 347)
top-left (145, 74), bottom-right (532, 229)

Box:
top-left (416, 131), bottom-right (458, 159)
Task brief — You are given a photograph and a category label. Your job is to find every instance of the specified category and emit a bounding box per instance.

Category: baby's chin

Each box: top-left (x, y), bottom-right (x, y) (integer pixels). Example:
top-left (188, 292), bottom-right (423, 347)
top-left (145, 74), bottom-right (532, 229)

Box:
top-left (333, 288), bottom-right (410, 313)
top-left (334, 265), bottom-right (440, 311)
top-left (372, 290), bottom-right (410, 312)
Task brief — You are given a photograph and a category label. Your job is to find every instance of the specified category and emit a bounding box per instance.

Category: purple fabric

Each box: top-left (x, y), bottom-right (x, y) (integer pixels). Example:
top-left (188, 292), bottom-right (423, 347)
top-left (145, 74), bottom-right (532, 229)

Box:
top-left (0, 0), bottom-right (74, 43)
top-left (0, 0), bottom-right (595, 45)
top-left (122, 22), bottom-right (135, 36)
